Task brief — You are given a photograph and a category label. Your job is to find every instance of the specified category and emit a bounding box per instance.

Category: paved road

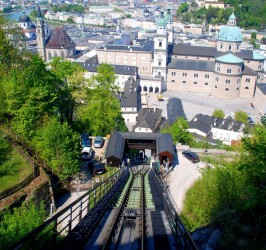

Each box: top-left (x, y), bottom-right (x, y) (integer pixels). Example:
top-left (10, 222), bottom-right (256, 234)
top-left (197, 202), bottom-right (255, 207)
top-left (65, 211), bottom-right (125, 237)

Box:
top-left (146, 91), bottom-right (262, 123)
top-left (167, 150), bottom-right (204, 211)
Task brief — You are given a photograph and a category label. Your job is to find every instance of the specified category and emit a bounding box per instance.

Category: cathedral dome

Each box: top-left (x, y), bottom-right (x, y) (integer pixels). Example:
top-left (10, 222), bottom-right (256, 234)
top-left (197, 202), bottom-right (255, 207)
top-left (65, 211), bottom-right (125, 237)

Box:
top-left (217, 13), bottom-right (242, 42)
top-left (19, 12), bottom-right (30, 23)
top-left (156, 11), bottom-right (167, 27)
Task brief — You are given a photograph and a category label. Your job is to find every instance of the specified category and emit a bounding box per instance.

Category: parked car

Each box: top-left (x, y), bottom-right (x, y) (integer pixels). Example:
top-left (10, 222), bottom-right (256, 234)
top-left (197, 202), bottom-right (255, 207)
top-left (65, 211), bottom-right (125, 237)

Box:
top-left (248, 116), bottom-right (255, 125)
top-left (81, 147), bottom-right (93, 160)
top-left (182, 150), bottom-right (200, 163)
top-left (81, 133), bottom-right (91, 148)
top-left (94, 136), bottom-right (104, 148)
top-left (93, 162), bottom-right (106, 175)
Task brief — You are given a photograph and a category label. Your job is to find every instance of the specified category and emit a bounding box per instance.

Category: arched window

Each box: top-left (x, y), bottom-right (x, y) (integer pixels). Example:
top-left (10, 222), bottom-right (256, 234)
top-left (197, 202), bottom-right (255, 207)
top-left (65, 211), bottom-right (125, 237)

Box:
top-left (205, 82), bottom-right (208, 85)
top-left (193, 82), bottom-right (197, 84)
top-left (159, 41), bottom-right (162, 47)
top-left (229, 45), bottom-right (232, 50)
top-left (245, 87), bottom-right (249, 89)
top-left (215, 85), bottom-right (217, 88)
top-left (54, 51), bottom-right (58, 57)
top-left (48, 51), bottom-right (52, 60)
top-left (61, 51), bottom-right (65, 58)
top-left (225, 88), bottom-right (229, 91)
top-left (182, 81), bottom-right (186, 83)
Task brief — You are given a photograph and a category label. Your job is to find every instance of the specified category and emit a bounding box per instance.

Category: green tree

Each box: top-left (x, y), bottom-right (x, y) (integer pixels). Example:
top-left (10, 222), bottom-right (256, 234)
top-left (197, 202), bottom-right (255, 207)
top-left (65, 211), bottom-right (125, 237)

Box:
top-left (66, 17), bottom-right (74, 23)
top-left (0, 135), bottom-right (11, 165)
top-left (212, 109), bottom-right (225, 118)
top-left (234, 110), bottom-right (248, 123)
top-left (82, 64), bottom-right (127, 136)
top-left (49, 57), bottom-right (86, 124)
top-left (0, 200), bottom-right (46, 249)
top-left (260, 114), bottom-right (266, 126)
top-left (161, 117), bottom-right (193, 145)
top-left (34, 118), bottom-right (80, 180)
top-left (177, 3), bottom-right (189, 15)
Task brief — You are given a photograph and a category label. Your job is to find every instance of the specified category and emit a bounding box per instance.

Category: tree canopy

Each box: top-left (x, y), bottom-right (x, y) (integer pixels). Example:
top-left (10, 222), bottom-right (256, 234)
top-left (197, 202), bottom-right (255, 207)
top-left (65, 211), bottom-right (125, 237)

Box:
top-left (234, 110), bottom-right (248, 123)
top-left (161, 117), bottom-right (193, 145)
top-left (212, 109), bottom-right (225, 119)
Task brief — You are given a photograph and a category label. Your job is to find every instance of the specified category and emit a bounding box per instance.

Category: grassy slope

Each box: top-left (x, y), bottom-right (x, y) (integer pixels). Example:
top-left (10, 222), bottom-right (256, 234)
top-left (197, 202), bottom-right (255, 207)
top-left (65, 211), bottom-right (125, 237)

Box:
top-left (0, 147), bottom-right (32, 192)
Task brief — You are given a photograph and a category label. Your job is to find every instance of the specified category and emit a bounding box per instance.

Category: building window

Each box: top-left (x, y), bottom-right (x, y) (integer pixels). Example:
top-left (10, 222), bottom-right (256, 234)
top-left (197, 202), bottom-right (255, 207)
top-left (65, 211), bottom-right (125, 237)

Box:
top-left (245, 87), bottom-right (249, 89)
top-left (183, 72), bottom-right (187, 77)
top-left (236, 87), bottom-right (239, 90)
top-left (182, 81), bottom-right (186, 83)
top-left (194, 73), bottom-right (198, 78)
top-left (196, 57), bottom-right (199, 59)
top-left (227, 69), bottom-right (232, 73)
top-left (215, 77), bottom-right (218, 81)
top-left (217, 67), bottom-right (220, 72)
top-left (237, 79), bottom-right (240, 84)
top-left (246, 78), bottom-right (250, 82)
top-left (159, 41), bottom-right (162, 47)
top-left (171, 72), bottom-right (176, 76)
top-left (258, 65), bottom-right (262, 69)
top-left (158, 61), bottom-right (161, 66)
top-left (215, 85), bottom-right (217, 88)
top-left (220, 44), bottom-right (223, 49)
top-left (158, 72), bottom-right (161, 76)
top-left (171, 80), bottom-right (175, 83)
top-left (247, 61), bottom-right (250, 63)
top-left (194, 82), bottom-right (197, 84)
top-left (229, 45), bottom-right (232, 50)
top-left (226, 79), bottom-right (231, 84)
top-left (205, 82), bottom-right (208, 85)
top-left (225, 88), bottom-right (229, 91)
top-left (205, 74), bottom-right (209, 78)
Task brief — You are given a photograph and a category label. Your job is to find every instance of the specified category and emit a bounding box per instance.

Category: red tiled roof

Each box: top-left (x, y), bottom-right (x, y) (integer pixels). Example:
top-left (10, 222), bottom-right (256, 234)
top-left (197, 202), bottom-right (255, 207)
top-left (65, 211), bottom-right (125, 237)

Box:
top-left (45, 27), bottom-right (75, 49)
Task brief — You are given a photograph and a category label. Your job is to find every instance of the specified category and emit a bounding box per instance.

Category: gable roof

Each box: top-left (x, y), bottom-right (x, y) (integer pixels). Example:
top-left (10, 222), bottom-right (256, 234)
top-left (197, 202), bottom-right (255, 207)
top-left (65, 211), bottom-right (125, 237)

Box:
top-left (172, 44), bottom-right (217, 58)
top-left (46, 27), bottom-right (76, 49)
top-left (168, 58), bottom-right (215, 72)
top-left (105, 132), bottom-right (174, 160)
top-left (134, 108), bottom-right (162, 132)
top-left (166, 98), bottom-right (186, 126)
top-left (120, 77), bottom-right (138, 108)
top-left (189, 114), bottom-right (217, 135)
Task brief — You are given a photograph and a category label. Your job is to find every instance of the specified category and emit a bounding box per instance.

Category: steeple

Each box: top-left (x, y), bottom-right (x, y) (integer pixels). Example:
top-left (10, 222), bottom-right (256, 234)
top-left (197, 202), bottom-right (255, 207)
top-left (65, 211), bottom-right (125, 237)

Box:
top-left (36, 4), bottom-right (46, 61)
top-left (36, 4), bottom-right (43, 19)
top-left (227, 12), bottom-right (237, 26)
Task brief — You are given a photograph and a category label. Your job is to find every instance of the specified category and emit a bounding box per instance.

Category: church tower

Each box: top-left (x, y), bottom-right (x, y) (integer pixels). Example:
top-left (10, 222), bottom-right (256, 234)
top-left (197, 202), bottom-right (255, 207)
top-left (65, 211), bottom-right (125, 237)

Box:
top-left (165, 9), bottom-right (174, 44)
top-left (36, 4), bottom-right (46, 61)
top-left (153, 11), bottom-right (168, 80)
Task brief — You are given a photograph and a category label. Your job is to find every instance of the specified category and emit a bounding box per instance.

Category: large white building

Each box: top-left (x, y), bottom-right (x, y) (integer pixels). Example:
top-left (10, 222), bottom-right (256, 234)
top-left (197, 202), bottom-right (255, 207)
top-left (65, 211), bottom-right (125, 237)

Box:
top-left (94, 11), bottom-right (265, 99)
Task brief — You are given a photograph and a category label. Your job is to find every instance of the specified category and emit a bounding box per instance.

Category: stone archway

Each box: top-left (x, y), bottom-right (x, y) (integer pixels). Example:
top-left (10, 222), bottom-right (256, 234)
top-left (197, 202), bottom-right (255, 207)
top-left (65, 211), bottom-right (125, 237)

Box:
top-left (143, 86), bottom-right (148, 92)
top-left (149, 86), bottom-right (153, 92)
top-left (155, 87), bottom-right (159, 93)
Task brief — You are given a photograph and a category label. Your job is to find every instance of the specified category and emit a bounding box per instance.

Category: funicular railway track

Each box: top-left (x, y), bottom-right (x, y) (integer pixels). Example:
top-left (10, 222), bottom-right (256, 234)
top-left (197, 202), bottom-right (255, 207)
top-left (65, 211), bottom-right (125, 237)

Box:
top-left (60, 165), bottom-right (196, 250)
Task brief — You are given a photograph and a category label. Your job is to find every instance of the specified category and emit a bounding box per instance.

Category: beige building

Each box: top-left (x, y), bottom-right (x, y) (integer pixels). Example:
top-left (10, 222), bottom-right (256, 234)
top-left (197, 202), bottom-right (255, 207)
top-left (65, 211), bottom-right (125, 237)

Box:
top-left (167, 13), bottom-right (264, 99)
top-left (36, 5), bottom-right (76, 62)
top-left (92, 12), bottom-right (264, 100)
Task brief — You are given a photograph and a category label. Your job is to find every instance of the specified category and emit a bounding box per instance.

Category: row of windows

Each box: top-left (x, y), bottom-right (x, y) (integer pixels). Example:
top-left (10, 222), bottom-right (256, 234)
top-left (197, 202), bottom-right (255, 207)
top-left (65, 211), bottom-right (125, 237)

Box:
top-left (171, 72), bottom-right (210, 78)
top-left (171, 80), bottom-right (208, 85)
top-left (216, 67), bottom-right (241, 73)
top-left (214, 86), bottom-right (249, 90)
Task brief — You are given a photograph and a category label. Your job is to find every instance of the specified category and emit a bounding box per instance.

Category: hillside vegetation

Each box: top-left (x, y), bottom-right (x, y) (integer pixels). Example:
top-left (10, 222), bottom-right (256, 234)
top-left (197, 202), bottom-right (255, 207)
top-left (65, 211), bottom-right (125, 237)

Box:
top-left (182, 126), bottom-right (266, 249)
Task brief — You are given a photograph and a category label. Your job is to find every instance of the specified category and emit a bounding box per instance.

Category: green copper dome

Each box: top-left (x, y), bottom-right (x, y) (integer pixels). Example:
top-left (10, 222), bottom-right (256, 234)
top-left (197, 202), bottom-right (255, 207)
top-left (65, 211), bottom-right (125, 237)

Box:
top-left (216, 53), bottom-right (243, 64)
top-left (217, 13), bottom-right (242, 42)
top-left (165, 9), bottom-right (173, 23)
top-left (156, 12), bottom-right (167, 27)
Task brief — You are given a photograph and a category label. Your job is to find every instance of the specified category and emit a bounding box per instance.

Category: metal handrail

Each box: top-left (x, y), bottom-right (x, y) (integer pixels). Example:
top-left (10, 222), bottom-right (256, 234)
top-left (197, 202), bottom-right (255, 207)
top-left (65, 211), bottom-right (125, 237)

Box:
top-left (13, 167), bottom-right (127, 250)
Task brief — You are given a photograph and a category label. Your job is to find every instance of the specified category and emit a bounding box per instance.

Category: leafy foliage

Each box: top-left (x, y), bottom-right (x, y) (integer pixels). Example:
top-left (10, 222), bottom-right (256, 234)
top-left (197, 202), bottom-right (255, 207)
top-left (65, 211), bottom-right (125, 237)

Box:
top-left (161, 117), bottom-right (193, 145)
top-left (34, 118), bottom-right (80, 179)
top-left (234, 110), bottom-right (248, 123)
top-left (212, 109), bottom-right (225, 118)
top-left (0, 134), bottom-right (11, 165)
top-left (182, 125), bottom-right (266, 248)
top-left (81, 63), bottom-right (127, 136)
top-left (0, 200), bottom-right (46, 249)
top-left (177, 3), bottom-right (189, 15)
top-left (51, 4), bottom-right (85, 13)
